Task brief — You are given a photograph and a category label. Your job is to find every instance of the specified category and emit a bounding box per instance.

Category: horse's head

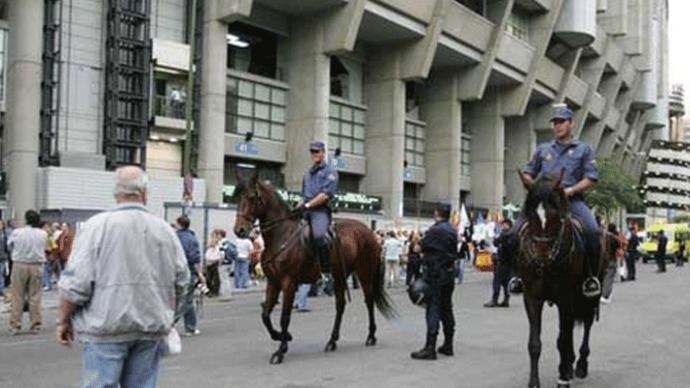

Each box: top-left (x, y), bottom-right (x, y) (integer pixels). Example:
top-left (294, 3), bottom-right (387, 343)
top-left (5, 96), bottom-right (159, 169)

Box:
top-left (519, 170), bottom-right (570, 265)
top-left (232, 174), bottom-right (271, 239)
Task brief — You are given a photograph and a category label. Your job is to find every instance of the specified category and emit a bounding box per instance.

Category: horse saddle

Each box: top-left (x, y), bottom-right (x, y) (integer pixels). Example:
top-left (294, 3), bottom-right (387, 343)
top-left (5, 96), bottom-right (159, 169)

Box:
top-left (299, 220), bottom-right (338, 250)
top-left (570, 217), bottom-right (586, 253)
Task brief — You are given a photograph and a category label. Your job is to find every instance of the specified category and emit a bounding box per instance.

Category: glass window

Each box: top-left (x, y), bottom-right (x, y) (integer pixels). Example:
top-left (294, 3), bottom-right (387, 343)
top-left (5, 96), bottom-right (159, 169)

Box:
top-left (461, 135), bottom-right (471, 177)
top-left (506, 11), bottom-right (530, 41)
top-left (328, 99), bottom-right (367, 155)
top-left (226, 75), bottom-right (288, 141)
top-left (405, 121), bottom-right (425, 167)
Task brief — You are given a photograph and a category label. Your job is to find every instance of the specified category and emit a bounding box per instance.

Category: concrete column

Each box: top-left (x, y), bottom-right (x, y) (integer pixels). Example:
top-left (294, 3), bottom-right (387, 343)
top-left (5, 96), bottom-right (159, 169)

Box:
top-left (283, 19), bottom-right (330, 191)
top-left (197, 3), bottom-right (227, 203)
top-left (363, 52), bottom-right (406, 221)
top-left (5, 0), bottom-right (43, 219)
top-left (504, 114), bottom-right (535, 206)
top-left (466, 93), bottom-right (505, 210)
top-left (419, 72), bottom-right (461, 208)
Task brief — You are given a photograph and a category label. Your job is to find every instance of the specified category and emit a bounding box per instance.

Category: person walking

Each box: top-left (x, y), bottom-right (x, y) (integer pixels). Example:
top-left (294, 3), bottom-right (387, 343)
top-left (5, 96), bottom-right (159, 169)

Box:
top-left (411, 202), bottom-right (458, 360)
top-left (204, 231), bottom-right (223, 297)
top-left (56, 222), bottom-right (75, 271)
top-left (383, 231), bottom-right (403, 288)
top-left (601, 223), bottom-right (621, 304)
top-left (294, 283), bottom-right (312, 312)
top-left (484, 219), bottom-right (516, 308)
top-left (656, 230), bottom-right (668, 273)
top-left (175, 215), bottom-right (205, 336)
top-left (7, 210), bottom-right (48, 335)
top-left (234, 236), bottom-right (253, 289)
top-left (626, 225), bottom-right (639, 281)
top-left (406, 233), bottom-right (423, 286)
top-left (676, 238), bottom-right (685, 267)
top-left (0, 219), bottom-right (10, 297)
top-left (56, 166), bottom-right (190, 388)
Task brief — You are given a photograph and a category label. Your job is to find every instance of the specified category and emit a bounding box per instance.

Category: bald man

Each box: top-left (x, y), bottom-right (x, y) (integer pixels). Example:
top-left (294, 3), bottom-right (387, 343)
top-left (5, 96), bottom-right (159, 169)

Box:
top-left (57, 166), bottom-right (190, 388)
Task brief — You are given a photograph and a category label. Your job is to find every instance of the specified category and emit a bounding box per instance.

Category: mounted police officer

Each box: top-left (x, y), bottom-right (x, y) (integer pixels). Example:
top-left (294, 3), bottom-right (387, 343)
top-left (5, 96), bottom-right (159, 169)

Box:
top-left (411, 202), bottom-right (458, 360)
top-left (296, 140), bottom-right (339, 283)
top-left (514, 105), bottom-right (602, 297)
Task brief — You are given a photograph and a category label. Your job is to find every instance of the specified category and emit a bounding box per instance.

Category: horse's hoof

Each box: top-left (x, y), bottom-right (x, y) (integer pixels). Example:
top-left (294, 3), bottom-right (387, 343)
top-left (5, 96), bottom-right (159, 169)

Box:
top-left (528, 379), bottom-right (540, 388)
top-left (575, 361), bottom-right (588, 379)
top-left (556, 379), bottom-right (570, 388)
top-left (324, 341), bottom-right (337, 352)
top-left (282, 332), bottom-right (293, 342)
top-left (365, 335), bottom-right (377, 347)
top-left (270, 331), bottom-right (281, 341)
top-left (269, 352), bottom-right (284, 365)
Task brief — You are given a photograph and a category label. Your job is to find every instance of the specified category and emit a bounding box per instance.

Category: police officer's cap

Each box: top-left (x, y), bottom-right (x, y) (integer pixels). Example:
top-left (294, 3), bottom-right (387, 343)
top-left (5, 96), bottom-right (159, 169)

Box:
top-left (550, 106), bottom-right (574, 122)
top-left (309, 140), bottom-right (326, 152)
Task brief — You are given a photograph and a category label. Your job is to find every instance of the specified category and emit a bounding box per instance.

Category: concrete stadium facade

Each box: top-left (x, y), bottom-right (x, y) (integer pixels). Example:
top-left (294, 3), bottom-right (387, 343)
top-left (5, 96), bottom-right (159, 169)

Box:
top-left (0, 0), bottom-right (672, 225)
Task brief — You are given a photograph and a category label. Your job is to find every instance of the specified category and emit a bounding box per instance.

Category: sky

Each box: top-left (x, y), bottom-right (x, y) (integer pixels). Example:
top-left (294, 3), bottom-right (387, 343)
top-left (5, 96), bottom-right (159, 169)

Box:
top-left (669, 0), bottom-right (688, 109)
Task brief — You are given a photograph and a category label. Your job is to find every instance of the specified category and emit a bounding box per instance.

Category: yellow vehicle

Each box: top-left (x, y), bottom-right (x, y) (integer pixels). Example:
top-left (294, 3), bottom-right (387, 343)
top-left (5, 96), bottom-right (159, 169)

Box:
top-left (641, 223), bottom-right (690, 263)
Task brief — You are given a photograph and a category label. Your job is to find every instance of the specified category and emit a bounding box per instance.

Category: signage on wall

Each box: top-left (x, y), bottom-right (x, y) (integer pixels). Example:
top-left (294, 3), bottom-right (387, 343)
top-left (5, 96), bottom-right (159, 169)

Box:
top-left (235, 141), bottom-right (259, 155)
top-left (330, 157), bottom-right (347, 170)
top-left (403, 168), bottom-right (412, 180)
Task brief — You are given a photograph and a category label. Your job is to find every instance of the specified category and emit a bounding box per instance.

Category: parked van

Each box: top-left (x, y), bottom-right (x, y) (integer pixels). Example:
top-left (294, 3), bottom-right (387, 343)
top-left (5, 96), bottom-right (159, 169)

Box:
top-left (640, 223), bottom-right (690, 263)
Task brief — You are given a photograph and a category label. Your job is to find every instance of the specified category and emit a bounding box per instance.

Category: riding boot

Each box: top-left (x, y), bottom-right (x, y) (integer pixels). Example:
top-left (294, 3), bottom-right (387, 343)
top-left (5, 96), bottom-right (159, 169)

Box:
top-left (317, 244), bottom-right (334, 296)
top-left (411, 335), bottom-right (437, 360)
top-left (582, 240), bottom-right (602, 298)
top-left (437, 333), bottom-right (453, 356)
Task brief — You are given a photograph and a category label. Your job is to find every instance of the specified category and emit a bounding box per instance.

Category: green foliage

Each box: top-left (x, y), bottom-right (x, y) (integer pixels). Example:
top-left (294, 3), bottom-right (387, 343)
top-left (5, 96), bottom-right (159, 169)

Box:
top-left (672, 214), bottom-right (690, 224)
top-left (585, 159), bottom-right (644, 217)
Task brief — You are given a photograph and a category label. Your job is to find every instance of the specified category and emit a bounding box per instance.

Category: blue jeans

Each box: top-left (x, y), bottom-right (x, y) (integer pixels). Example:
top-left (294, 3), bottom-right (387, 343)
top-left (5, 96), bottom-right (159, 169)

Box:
top-left (177, 274), bottom-right (197, 333)
top-left (455, 259), bottom-right (465, 284)
top-left (234, 258), bottom-right (249, 289)
top-left (0, 260), bottom-right (6, 294)
top-left (43, 262), bottom-right (53, 289)
top-left (296, 283), bottom-right (311, 309)
top-left (81, 340), bottom-right (160, 388)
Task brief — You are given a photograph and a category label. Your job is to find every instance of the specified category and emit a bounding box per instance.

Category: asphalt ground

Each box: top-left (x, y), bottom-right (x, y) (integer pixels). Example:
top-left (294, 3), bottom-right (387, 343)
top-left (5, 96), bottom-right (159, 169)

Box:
top-left (0, 262), bottom-right (688, 388)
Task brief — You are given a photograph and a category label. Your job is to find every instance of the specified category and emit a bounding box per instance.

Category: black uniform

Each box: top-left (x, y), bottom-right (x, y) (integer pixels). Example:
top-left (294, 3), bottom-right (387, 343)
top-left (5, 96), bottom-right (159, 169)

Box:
top-left (656, 233), bottom-right (668, 272)
top-left (490, 229), bottom-right (517, 305)
top-left (420, 220), bottom-right (458, 351)
top-left (626, 231), bottom-right (639, 280)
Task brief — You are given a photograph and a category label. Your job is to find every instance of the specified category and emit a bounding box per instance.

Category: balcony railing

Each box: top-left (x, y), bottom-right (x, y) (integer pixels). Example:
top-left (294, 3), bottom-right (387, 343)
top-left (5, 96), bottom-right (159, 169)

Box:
top-left (154, 95), bottom-right (187, 120)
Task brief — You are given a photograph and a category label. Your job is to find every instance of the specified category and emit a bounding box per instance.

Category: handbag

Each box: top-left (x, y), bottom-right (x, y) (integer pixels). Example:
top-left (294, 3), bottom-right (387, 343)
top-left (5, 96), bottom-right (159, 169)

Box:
top-left (160, 327), bottom-right (182, 357)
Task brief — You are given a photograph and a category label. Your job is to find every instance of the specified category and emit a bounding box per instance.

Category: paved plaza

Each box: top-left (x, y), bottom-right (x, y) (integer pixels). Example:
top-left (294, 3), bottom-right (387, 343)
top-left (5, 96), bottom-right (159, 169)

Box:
top-left (0, 263), bottom-right (688, 388)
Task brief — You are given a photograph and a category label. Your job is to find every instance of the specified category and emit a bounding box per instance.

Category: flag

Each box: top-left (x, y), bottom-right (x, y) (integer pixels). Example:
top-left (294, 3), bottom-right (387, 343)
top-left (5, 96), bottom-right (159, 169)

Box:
top-left (459, 204), bottom-right (470, 233)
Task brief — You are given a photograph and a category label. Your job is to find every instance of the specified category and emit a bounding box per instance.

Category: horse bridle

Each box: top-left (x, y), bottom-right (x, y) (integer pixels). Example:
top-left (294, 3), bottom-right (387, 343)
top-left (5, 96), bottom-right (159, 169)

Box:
top-left (520, 213), bottom-right (573, 272)
top-left (236, 188), bottom-right (298, 234)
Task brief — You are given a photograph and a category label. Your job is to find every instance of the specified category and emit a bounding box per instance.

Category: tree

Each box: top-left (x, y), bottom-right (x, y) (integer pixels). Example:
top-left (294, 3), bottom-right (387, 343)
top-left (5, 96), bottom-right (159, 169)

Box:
top-left (585, 159), bottom-right (644, 218)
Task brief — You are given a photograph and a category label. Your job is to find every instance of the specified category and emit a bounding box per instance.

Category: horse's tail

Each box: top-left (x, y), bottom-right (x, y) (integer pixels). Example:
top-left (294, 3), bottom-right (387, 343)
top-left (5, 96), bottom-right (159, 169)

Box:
top-left (372, 254), bottom-right (397, 320)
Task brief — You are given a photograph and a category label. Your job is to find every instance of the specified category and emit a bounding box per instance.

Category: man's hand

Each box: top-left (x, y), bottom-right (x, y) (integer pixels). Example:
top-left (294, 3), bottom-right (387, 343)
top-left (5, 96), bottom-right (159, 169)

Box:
top-left (56, 321), bottom-right (74, 347)
top-left (564, 187), bottom-right (575, 198)
top-left (292, 202), bottom-right (307, 217)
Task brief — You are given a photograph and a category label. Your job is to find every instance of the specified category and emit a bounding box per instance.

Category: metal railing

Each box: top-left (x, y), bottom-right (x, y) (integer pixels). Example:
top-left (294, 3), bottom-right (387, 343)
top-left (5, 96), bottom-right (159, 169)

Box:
top-left (154, 95), bottom-right (187, 119)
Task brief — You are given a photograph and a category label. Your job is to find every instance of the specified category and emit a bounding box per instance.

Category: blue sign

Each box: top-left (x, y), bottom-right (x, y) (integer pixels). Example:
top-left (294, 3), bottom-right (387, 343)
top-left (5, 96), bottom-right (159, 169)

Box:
top-left (235, 141), bottom-right (259, 155)
top-left (403, 168), bottom-right (412, 180)
top-left (330, 157), bottom-right (347, 170)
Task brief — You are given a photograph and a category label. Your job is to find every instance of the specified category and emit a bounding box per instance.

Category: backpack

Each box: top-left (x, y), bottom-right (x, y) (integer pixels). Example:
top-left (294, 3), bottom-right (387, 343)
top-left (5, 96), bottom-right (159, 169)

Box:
top-left (222, 240), bottom-right (238, 264)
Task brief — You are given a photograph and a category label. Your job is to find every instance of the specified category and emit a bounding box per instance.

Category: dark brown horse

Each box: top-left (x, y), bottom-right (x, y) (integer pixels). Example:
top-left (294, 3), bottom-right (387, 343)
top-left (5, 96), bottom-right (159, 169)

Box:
top-left (232, 176), bottom-right (395, 364)
top-left (516, 172), bottom-right (608, 388)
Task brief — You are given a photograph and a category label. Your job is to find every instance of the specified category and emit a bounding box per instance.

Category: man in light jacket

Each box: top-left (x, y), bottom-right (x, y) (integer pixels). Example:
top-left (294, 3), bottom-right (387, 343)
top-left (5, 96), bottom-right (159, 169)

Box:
top-left (56, 166), bottom-right (190, 388)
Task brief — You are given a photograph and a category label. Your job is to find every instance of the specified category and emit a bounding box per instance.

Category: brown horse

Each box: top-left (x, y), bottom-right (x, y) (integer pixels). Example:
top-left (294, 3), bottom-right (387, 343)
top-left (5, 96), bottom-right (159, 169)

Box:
top-left (516, 172), bottom-right (608, 388)
top-left (232, 175), bottom-right (395, 364)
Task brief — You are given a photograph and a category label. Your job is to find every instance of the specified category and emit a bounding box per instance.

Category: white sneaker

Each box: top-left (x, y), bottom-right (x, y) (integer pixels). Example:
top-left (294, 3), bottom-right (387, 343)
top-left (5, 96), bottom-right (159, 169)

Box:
top-left (600, 296), bottom-right (611, 304)
top-left (182, 329), bottom-right (201, 337)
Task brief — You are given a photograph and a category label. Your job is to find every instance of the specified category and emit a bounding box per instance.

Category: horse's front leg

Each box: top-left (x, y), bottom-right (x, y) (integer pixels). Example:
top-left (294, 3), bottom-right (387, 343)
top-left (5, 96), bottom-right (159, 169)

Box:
top-left (270, 281), bottom-right (297, 364)
top-left (261, 281), bottom-right (281, 341)
top-left (325, 276), bottom-right (346, 352)
top-left (524, 294), bottom-right (544, 388)
top-left (575, 309), bottom-right (595, 379)
top-left (556, 304), bottom-right (575, 387)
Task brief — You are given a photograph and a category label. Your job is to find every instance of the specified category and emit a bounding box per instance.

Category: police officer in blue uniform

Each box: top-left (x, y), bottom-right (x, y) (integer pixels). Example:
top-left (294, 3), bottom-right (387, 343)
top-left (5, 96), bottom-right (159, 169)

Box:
top-left (516, 105), bottom-right (602, 296)
top-left (299, 141), bottom-right (339, 280)
top-left (411, 202), bottom-right (458, 360)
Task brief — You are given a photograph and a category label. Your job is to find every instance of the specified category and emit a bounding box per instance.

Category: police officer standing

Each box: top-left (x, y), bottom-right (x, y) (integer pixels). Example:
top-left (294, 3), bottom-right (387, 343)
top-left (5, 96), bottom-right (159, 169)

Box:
top-left (515, 105), bottom-right (602, 297)
top-left (411, 202), bottom-right (458, 360)
top-left (297, 141), bottom-right (339, 282)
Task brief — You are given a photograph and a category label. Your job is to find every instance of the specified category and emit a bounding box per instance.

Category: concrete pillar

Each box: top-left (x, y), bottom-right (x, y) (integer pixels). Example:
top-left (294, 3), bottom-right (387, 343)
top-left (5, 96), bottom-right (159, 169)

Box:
top-left (283, 18), bottom-right (330, 191)
top-left (504, 115), bottom-right (535, 206)
top-left (5, 0), bottom-right (43, 220)
top-left (466, 93), bottom-right (504, 211)
top-left (419, 72), bottom-right (461, 208)
top-left (363, 51), bottom-right (406, 221)
top-left (197, 3), bottom-right (227, 203)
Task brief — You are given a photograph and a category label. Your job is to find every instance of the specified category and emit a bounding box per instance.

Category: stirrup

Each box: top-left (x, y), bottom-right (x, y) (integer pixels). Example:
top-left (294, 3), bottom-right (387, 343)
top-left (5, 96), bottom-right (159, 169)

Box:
top-left (508, 276), bottom-right (523, 294)
top-left (582, 277), bottom-right (601, 298)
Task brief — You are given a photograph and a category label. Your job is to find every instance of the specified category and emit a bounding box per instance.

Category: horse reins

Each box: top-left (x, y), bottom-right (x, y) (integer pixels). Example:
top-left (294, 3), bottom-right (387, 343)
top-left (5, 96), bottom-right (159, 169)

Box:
top-left (520, 214), bottom-right (574, 274)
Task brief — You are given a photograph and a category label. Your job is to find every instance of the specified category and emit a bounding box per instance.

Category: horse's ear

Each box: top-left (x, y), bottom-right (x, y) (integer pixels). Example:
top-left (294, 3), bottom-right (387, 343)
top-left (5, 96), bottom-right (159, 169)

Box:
top-left (553, 168), bottom-right (565, 189)
top-left (518, 171), bottom-right (533, 190)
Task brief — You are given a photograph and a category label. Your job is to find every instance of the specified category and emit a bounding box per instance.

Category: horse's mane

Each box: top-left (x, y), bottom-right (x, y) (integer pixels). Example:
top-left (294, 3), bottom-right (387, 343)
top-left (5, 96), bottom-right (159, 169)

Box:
top-left (524, 174), bottom-right (565, 216)
top-left (231, 179), bottom-right (292, 213)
